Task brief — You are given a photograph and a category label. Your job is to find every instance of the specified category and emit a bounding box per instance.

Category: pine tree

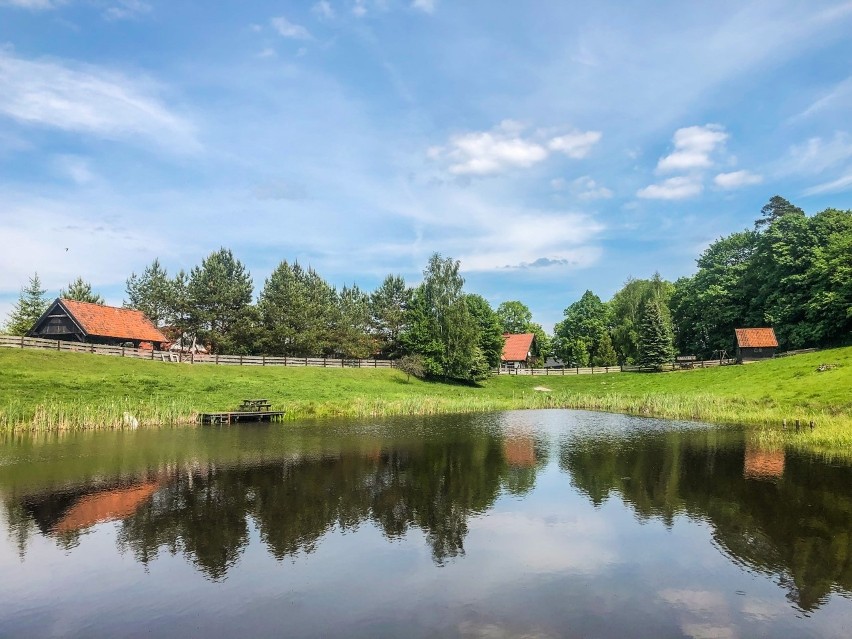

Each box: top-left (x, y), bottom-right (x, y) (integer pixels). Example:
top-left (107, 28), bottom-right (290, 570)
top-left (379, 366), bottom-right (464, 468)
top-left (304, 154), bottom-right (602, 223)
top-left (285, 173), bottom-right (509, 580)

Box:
top-left (638, 300), bottom-right (675, 370)
top-left (125, 258), bottom-right (171, 325)
top-left (60, 277), bottom-right (104, 304)
top-left (5, 273), bottom-right (49, 335)
top-left (188, 248), bottom-right (254, 354)
top-left (592, 332), bottom-right (618, 367)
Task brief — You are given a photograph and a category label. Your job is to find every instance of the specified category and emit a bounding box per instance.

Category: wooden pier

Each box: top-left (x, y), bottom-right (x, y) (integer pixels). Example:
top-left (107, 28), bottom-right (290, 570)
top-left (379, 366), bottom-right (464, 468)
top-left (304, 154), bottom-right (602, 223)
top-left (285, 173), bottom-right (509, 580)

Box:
top-left (198, 399), bottom-right (285, 425)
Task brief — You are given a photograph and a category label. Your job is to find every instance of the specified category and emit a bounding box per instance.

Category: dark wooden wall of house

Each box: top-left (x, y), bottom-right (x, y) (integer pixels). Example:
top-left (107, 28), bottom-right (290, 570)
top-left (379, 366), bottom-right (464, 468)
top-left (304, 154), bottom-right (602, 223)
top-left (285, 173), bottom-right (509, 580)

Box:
top-left (737, 346), bottom-right (776, 363)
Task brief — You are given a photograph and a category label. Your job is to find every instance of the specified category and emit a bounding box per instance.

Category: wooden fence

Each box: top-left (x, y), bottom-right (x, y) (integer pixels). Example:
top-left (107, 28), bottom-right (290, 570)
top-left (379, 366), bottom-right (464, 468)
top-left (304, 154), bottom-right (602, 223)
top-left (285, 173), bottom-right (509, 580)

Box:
top-left (495, 357), bottom-right (736, 376)
top-left (0, 335), bottom-right (394, 368)
top-left (1, 334), bottom-right (737, 374)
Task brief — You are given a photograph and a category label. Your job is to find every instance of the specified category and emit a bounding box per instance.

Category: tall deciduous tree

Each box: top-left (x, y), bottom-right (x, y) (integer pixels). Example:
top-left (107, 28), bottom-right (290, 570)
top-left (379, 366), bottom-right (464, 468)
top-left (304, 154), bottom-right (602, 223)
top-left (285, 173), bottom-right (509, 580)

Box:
top-left (125, 258), bottom-right (171, 325)
top-left (610, 274), bottom-right (674, 363)
top-left (369, 275), bottom-right (410, 358)
top-left (401, 254), bottom-right (480, 381)
top-left (188, 248), bottom-right (254, 354)
top-left (638, 300), bottom-right (674, 370)
top-left (553, 290), bottom-right (613, 366)
top-left (670, 231), bottom-right (757, 358)
top-left (465, 294), bottom-right (505, 369)
top-left (60, 277), bottom-right (104, 304)
top-left (496, 301), bottom-right (533, 334)
top-left (5, 273), bottom-right (49, 335)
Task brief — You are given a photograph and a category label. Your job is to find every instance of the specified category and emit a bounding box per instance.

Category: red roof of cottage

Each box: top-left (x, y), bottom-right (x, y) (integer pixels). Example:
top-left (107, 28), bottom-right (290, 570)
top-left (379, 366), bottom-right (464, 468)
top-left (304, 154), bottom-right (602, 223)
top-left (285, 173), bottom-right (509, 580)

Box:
top-left (735, 328), bottom-right (778, 348)
top-left (502, 333), bottom-right (535, 362)
top-left (61, 299), bottom-right (168, 343)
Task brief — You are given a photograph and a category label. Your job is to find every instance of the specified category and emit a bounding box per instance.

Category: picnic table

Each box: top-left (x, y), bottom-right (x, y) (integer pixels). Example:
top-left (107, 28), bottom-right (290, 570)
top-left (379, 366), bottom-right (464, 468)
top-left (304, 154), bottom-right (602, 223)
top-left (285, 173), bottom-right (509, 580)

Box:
top-left (239, 398), bottom-right (272, 412)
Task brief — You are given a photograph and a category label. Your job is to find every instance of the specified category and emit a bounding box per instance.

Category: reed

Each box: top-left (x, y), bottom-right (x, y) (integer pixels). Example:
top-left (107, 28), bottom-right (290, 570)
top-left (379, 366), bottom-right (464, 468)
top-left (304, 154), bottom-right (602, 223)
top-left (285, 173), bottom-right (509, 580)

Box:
top-left (0, 397), bottom-right (196, 432)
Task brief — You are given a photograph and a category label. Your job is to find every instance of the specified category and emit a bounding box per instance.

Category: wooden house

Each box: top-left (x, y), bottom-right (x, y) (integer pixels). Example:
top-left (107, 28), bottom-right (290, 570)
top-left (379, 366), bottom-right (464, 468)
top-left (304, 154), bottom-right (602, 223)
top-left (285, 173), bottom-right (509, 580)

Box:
top-left (28, 298), bottom-right (169, 350)
top-left (501, 333), bottom-right (537, 369)
top-left (734, 327), bottom-right (778, 363)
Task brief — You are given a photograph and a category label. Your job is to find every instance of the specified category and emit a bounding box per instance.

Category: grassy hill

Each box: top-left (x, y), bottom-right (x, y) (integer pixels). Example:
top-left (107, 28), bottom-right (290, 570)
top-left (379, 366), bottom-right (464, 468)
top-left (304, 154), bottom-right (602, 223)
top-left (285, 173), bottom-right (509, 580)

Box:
top-left (1, 346), bottom-right (850, 451)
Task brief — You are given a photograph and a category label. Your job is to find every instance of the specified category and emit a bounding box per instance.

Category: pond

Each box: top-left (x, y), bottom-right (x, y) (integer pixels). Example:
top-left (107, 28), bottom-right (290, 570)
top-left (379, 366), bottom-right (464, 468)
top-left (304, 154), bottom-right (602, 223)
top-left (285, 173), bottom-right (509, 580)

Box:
top-left (0, 410), bottom-right (850, 638)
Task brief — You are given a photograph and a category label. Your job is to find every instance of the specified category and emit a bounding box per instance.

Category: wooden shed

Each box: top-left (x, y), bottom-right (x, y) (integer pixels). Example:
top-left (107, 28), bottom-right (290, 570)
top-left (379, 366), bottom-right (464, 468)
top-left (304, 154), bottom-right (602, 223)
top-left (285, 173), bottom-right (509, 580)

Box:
top-left (28, 298), bottom-right (168, 349)
top-left (734, 327), bottom-right (778, 363)
top-left (501, 333), bottom-right (536, 369)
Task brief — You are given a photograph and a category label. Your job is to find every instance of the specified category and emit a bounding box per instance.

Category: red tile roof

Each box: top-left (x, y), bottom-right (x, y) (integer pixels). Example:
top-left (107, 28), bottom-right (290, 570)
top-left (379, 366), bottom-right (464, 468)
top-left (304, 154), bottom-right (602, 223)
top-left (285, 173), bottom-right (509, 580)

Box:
top-left (735, 328), bottom-right (778, 348)
top-left (61, 299), bottom-right (168, 343)
top-left (502, 333), bottom-right (535, 362)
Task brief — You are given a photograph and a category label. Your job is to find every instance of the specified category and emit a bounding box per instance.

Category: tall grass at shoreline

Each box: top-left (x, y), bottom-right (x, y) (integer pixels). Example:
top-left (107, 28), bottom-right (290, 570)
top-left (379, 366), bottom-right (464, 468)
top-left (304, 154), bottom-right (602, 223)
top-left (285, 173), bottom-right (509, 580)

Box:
top-left (0, 397), bottom-right (196, 431)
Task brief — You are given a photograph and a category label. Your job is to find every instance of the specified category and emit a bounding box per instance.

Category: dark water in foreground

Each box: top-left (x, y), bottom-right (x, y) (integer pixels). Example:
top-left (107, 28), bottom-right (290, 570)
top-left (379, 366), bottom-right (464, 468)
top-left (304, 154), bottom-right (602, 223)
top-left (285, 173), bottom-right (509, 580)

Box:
top-left (1, 410), bottom-right (850, 638)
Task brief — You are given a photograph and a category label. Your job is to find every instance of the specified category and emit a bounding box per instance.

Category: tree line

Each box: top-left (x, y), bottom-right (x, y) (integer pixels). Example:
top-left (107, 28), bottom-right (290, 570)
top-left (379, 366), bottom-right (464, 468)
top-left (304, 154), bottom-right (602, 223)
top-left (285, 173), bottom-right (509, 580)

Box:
top-left (552, 196), bottom-right (852, 366)
top-left (5, 196), bottom-right (850, 377)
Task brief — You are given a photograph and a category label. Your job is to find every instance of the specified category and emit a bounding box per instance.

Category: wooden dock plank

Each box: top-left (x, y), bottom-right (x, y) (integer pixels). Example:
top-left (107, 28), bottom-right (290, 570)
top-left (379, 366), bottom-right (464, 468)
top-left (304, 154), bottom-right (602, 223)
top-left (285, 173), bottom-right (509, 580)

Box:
top-left (198, 411), bottom-right (286, 425)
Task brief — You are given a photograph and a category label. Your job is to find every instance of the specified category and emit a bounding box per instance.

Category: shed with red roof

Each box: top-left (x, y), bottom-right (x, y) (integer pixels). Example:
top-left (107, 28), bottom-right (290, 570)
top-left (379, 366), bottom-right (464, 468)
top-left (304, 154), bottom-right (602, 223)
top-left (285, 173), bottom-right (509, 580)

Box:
top-left (28, 298), bottom-right (168, 349)
top-left (501, 333), bottom-right (536, 369)
top-left (734, 328), bottom-right (778, 363)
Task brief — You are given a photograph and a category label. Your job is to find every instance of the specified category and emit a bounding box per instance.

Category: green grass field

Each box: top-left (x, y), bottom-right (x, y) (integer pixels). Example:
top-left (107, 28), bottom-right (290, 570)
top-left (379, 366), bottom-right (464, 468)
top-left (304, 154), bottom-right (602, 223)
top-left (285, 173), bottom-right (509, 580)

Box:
top-left (1, 346), bottom-right (850, 454)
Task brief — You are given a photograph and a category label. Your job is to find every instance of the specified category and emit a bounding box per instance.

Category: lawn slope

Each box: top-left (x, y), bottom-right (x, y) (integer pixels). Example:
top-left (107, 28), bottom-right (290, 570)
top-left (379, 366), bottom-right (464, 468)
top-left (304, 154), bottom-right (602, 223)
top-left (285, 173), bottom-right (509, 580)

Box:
top-left (1, 346), bottom-right (850, 451)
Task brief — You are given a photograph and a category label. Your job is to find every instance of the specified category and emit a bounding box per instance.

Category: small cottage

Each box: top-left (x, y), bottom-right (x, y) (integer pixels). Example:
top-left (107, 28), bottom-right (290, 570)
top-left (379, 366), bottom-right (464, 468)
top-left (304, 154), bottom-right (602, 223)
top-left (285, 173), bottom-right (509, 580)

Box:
top-left (734, 327), bottom-right (778, 363)
top-left (501, 333), bottom-right (536, 369)
top-left (28, 298), bottom-right (169, 349)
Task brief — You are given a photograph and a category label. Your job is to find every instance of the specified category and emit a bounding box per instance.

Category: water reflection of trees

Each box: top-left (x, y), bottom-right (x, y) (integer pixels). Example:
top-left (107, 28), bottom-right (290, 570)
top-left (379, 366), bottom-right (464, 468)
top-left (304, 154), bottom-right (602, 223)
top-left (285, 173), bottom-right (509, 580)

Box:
top-left (4, 430), bottom-right (548, 580)
top-left (115, 435), bottom-right (536, 578)
top-left (560, 431), bottom-right (852, 611)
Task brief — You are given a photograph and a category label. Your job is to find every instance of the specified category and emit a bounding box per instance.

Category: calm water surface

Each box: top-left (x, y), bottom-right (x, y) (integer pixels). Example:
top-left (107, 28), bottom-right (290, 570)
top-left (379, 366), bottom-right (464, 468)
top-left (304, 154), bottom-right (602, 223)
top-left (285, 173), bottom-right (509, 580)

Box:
top-left (0, 410), bottom-right (850, 638)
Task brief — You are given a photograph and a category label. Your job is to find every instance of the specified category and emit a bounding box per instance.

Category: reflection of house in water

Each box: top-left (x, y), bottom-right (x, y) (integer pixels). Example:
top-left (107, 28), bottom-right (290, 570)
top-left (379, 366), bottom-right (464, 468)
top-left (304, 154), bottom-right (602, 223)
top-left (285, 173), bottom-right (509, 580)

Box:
top-left (503, 435), bottom-right (536, 467)
top-left (20, 480), bottom-right (160, 536)
top-left (53, 482), bottom-right (160, 533)
top-left (744, 446), bottom-right (785, 481)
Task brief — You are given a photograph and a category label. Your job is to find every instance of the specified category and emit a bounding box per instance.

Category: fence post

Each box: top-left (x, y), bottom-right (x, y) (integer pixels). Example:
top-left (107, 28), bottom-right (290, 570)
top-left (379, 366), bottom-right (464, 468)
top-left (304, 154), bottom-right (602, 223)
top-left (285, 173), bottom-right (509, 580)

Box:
top-left (57, 340), bottom-right (60, 351)
top-left (20, 335), bottom-right (24, 348)
top-left (576, 367), bottom-right (579, 375)
top-left (323, 357), bottom-right (327, 367)
top-left (121, 346), bottom-right (125, 357)
top-left (239, 355), bottom-right (243, 366)
top-left (263, 355), bottom-right (266, 367)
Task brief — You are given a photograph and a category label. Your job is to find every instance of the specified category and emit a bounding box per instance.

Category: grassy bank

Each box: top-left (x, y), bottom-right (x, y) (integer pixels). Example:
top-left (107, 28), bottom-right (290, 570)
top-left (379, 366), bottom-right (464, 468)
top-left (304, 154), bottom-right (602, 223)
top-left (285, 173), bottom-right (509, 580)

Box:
top-left (1, 346), bottom-right (850, 452)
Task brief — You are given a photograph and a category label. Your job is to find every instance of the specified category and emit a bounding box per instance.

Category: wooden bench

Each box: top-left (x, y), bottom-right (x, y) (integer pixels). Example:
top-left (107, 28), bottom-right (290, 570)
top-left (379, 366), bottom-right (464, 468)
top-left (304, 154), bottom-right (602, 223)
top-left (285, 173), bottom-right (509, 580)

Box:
top-left (238, 399), bottom-right (272, 412)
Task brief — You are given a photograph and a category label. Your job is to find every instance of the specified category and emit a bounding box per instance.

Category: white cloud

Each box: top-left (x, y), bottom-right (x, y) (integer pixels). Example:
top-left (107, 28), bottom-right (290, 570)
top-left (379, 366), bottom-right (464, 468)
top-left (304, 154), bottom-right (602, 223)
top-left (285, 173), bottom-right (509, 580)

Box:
top-left (430, 121), bottom-right (600, 177)
top-left (104, 0), bottom-right (150, 21)
top-left (656, 124), bottom-right (728, 173)
top-left (412, 0), bottom-right (435, 13)
top-left (784, 132), bottom-right (852, 175)
top-left (637, 175), bottom-right (703, 200)
top-left (789, 77), bottom-right (852, 122)
top-left (802, 172), bottom-right (852, 196)
top-left (271, 16), bottom-right (311, 40)
top-left (352, 0), bottom-right (366, 17)
top-left (572, 176), bottom-right (613, 200)
top-left (0, 0), bottom-right (64, 9)
top-left (53, 155), bottom-right (96, 185)
top-left (713, 170), bottom-right (762, 189)
top-left (432, 121), bottom-right (548, 176)
top-left (0, 51), bottom-right (197, 151)
top-left (312, 1), bottom-right (334, 19)
top-left (548, 130), bottom-right (602, 159)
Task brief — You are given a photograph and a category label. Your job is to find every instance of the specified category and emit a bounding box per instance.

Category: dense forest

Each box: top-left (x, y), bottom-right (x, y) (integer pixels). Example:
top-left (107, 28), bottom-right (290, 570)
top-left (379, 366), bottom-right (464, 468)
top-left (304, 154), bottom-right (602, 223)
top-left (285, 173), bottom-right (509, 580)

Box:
top-left (4, 196), bottom-right (851, 379)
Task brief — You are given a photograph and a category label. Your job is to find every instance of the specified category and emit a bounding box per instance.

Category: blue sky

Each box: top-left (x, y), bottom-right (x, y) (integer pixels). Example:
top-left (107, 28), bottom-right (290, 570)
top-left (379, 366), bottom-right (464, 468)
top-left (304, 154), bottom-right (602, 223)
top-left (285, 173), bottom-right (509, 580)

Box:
top-left (1, 1), bottom-right (851, 330)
